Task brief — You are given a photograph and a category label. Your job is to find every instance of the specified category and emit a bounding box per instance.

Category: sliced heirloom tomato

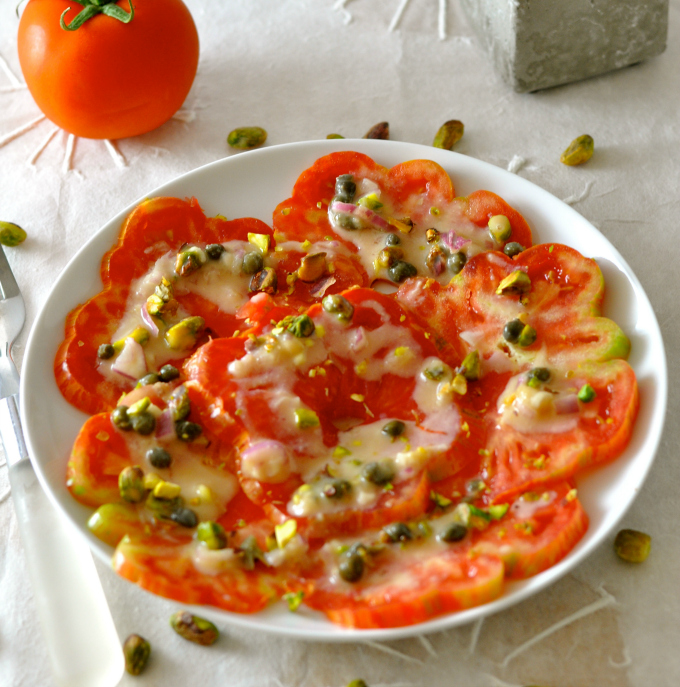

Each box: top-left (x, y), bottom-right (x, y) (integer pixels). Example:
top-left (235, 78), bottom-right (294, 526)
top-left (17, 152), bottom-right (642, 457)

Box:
top-left (185, 288), bottom-right (480, 539)
top-left (273, 152), bottom-right (532, 289)
top-left (304, 543), bottom-right (504, 629)
top-left (55, 196), bottom-right (274, 414)
top-left (469, 481), bottom-right (589, 579)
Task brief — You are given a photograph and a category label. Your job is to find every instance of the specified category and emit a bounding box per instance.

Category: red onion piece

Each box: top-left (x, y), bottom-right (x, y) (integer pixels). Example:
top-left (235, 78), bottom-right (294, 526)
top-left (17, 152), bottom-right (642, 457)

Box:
top-left (310, 275), bottom-right (337, 297)
top-left (140, 303), bottom-right (159, 337)
top-left (350, 326), bottom-right (367, 352)
top-left (240, 440), bottom-right (291, 484)
top-left (330, 201), bottom-right (356, 214)
top-left (111, 338), bottom-right (147, 380)
top-left (441, 231), bottom-right (471, 252)
top-left (155, 409), bottom-right (175, 438)
top-left (554, 394), bottom-right (580, 415)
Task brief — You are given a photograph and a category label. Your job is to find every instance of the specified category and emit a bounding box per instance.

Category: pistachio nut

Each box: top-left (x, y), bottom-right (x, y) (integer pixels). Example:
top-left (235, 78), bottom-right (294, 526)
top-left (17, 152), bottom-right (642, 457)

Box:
top-left (432, 119), bottom-right (464, 150)
top-left (227, 126), bottom-right (267, 150)
top-left (560, 134), bottom-right (594, 165)
top-left (169, 611), bottom-right (219, 645)
top-left (123, 634), bottom-right (151, 675)
top-left (0, 221), bottom-right (27, 247)
top-left (363, 121), bottom-right (389, 139)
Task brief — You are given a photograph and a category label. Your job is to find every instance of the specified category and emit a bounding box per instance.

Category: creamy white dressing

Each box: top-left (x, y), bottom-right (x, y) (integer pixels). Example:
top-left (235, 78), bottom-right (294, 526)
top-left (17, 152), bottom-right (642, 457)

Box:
top-left (496, 371), bottom-right (580, 434)
top-left (328, 178), bottom-right (493, 286)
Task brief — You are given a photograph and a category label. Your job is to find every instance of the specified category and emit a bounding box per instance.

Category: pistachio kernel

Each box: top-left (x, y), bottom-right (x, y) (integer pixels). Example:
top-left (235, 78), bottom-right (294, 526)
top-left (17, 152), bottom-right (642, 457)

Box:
top-left (123, 634), bottom-right (151, 676)
top-left (249, 267), bottom-right (278, 294)
top-left (197, 521), bottom-right (228, 550)
top-left (363, 121), bottom-right (389, 139)
top-left (614, 529), bottom-right (651, 563)
top-left (169, 611), bottom-right (219, 645)
top-left (560, 134), bottom-right (594, 166)
top-left (496, 270), bottom-right (531, 295)
top-left (119, 466), bottom-right (146, 503)
top-left (227, 126), bottom-right (267, 150)
top-left (432, 119), bottom-right (464, 150)
top-left (488, 214), bottom-right (512, 243)
top-left (297, 252), bottom-right (327, 282)
top-left (0, 221), bottom-right (27, 247)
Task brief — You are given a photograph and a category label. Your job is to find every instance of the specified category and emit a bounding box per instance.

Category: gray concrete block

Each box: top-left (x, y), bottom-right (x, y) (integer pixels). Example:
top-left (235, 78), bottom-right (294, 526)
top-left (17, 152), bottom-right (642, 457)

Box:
top-left (459, 0), bottom-right (669, 92)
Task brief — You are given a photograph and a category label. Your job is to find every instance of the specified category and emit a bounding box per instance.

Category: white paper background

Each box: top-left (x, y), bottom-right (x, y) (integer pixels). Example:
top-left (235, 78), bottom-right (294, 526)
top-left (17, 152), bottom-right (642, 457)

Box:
top-left (1, 1), bottom-right (679, 685)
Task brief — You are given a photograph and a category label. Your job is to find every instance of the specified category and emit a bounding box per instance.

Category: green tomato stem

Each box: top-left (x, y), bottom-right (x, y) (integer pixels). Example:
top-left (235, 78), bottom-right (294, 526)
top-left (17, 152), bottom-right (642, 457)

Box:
top-left (60, 0), bottom-right (134, 31)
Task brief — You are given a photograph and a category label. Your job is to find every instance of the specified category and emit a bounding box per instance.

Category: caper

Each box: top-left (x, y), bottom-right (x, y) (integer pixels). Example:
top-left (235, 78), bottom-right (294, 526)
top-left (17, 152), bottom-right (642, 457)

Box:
top-left (97, 343), bottom-right (115, 360)
top-left (335, 174), bottom-right (356, 202)
top-left (322, 479), bottom-right (352, 499)
top-left (447, 251), bottom-right (467, 275)
top-left (433, 119), bottom-right (464, 150)
top-left (439, 522), bottom-right (467, 542)
top-left (197, 521), bottom-right (228, 550)
top-left (146, 446), bottom-right (172, 469)
top-left (336, 213), bottom-right (362, 231)
top-left (249, 267), bottom-right (278, 294)
top-left (176, 420), bottom-right (202, 442)
top-left (381, 420), bottom-right (406, 439)
top-left (206, 243), bottom-right (225, 260)
top-left (381, 522), bottom-right (413, 543)
top-left (242, 251), bottom-right (264, 275)
top-left (227, 126), bottom-right (267, 150)
top-left (0, 221), bottom-right (27, 247)
top-left (169, 385), bottom-right (190, 421)
top-left (123, 634), bottom-right (151, 676)
top-left (339, 552), bottom-right (364, 582)
top-left (527, 367), bottom-right (551, 388)
top-left (170, 507), bottom-right (199, 528)
top-left (322, 294), bottom-right (354, 321)
top-left (130, 411), bottom-right (155, 435)
top-left (388, 260), bottom-right (417, 283)
top-left (169, 611), bottom-right (219, 645)
top-left (503, 242), bottom-right (525, 258)
top-left (158, 364), bottom-right (180, 382)
top-left (614, 529), bottom-right (651, 563)
top-left (138, 373), bottom-right (159, 387)
top-left (119, 466), bottom-right (146, 503)
top-left (361, 460), bottom-right (395, 486)
top-left (385, 232), bottom-right (401, 246)
top-left (560, 134), bottom-right (594, 166)
top-left (111, 405), bottom-right (132, 431)
top-left (503, 319), bottom-right (525, 343)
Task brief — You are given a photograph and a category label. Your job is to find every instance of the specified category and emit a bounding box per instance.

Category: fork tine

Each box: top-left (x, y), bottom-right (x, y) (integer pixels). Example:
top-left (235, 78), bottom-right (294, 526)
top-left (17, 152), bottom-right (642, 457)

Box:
top-left (0, 245), bottom-right (21, 300)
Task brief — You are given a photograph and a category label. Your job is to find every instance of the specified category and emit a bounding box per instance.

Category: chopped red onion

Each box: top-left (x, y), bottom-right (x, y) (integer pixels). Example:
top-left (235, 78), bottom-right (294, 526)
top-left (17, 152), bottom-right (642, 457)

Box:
top-left (310, 275), bottom-right (337, 297)
top-left (441, 231), bottom-right (471, 252)
top-left (350, 326), bottom-right (367, 352)
top-left (554, 394), bottom-right (580, 415)
top-left (155, 410), bottom-right (175, 438)
top-left (111, 338), bottom-right (147, 380)
top-left (140, 303), bottom-right (159, 337)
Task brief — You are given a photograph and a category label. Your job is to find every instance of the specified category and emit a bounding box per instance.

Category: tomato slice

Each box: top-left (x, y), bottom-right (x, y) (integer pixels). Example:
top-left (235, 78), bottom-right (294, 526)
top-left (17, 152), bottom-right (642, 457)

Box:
top-left (469, 482), bottom-right (589, 579)
top-left (113, 530), bottom-right (287, 614)
top-left (55, 197), bottom-right (274, 415)
top-left (485, 359), bottom-right (639, 499)
top-left (304, 544), bottom-right (504, 628)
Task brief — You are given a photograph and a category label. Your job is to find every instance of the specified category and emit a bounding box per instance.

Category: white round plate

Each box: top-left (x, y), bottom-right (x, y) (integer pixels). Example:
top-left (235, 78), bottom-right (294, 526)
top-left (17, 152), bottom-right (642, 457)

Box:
top-left (21, 139), bottom-right (667, 641)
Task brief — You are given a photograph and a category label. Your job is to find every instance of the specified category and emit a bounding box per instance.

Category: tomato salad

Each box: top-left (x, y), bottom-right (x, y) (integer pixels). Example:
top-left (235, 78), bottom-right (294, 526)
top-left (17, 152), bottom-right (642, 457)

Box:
top-left (57, 152), bottom-right (638, 628)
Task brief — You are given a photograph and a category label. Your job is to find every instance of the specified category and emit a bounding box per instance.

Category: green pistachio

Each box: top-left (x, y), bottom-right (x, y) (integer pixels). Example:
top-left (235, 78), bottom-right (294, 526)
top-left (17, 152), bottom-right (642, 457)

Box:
top-left (488, 214), bottom-right (512, 243)
top-left (560, 134), bottom-right (594, 166)
top-left (363, 121), bottom-right (389, 139)
top-left (227, 126), bottom-right (267, 150)
top-left (145, 493), bottom-right (184, 520)
top-left (112, 326), bottom-right (149, 353)
top-left (459, 350), bottom-right (480, 381)
top-left (327, 133), bottom-right (344, 139)
top-left (297, 252), bottom-right (327, 282)
top-left (496, 270), bottom-right (531, 295)
top-left (238, 535), bottom-right (267, 570)
top-left (0, 221), bottom-right (27, 247)
top-left (165, 316), bottom-right (205, 350)
top-left (169, 611), bottom-right (219, 645)
top-left (517, 324), bottom-right (537, 347)
top-left (119, 466), bottom-right (146, 503)
top-left (432, 119), bottom-right (464, 150)
top-left (578, 383), bottom-right (596, 402)
top-left (279, 314), bottom-right (315, 338)
top-left (249, 267), bottom-right (278, 294)
top-left (146, 277), bottom-right (177, 318)
top-left (168, 385), bottom-right (191, 422)
top-left (175, 245), bottom-right (207, 277)
top-left (87, 502), bottom-right (139, 547)
top-left (294, 408), bottom-right (320, 429)
top-left (614, 529), bottom-right (651, 563)
top-left (197, 521), bottom-right (228, 550)
top-left (123, 634), bottom-right (151, 676)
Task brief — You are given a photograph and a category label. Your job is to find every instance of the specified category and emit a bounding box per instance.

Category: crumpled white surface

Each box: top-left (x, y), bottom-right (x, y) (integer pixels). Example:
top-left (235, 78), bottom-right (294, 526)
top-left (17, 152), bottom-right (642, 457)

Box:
top-left (1, 1), bottom-right (679, 685)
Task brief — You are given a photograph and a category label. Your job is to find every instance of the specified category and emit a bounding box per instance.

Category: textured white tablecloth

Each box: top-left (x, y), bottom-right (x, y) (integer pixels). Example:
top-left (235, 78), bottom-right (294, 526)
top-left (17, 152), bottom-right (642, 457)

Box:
top-left (1, 1), bottom-right (679, 685)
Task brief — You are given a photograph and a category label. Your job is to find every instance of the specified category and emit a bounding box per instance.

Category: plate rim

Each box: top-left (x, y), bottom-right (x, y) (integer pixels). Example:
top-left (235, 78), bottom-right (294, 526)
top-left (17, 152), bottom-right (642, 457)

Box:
top-left (20, 138), bottom-right (668, 641)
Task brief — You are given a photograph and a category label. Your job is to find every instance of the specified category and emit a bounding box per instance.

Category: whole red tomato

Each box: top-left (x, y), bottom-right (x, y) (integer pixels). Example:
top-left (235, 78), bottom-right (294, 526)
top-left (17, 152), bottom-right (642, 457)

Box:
top-left (17, 0), bottom-right (199, 140)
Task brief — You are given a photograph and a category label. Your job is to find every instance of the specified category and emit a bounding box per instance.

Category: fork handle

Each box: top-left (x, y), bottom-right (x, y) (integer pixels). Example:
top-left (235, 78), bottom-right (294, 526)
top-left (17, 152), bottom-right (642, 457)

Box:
top-left (2, 394), bottom-right (124, 687)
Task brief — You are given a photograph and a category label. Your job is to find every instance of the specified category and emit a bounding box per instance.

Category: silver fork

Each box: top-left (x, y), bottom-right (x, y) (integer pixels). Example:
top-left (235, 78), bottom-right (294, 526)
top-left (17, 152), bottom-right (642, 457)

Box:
top-left (0, 245), bottom-right (124, 687)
